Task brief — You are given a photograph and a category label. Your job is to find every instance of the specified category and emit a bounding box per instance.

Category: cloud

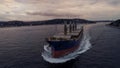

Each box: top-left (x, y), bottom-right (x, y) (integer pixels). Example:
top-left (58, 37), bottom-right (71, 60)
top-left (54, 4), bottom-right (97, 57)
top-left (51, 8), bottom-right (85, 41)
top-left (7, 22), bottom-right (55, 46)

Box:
top-left (104, 0), bottom-right (120, 6)
top-left (0, 0), bottom-right (120, 21)
top-left (26, 11), bottom-right (83, 18)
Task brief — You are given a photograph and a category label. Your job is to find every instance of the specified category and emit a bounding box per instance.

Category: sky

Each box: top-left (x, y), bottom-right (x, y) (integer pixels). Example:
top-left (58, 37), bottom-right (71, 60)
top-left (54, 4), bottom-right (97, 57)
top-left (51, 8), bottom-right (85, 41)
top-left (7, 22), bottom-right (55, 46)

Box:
top-left (0, 0), bottom-right (120, 21)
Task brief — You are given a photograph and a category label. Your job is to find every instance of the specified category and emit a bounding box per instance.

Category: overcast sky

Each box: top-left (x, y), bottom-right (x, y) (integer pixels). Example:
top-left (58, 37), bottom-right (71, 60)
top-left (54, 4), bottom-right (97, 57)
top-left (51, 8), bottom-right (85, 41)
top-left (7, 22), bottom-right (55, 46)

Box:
top-left (0, 0), bottom-right (120, 21)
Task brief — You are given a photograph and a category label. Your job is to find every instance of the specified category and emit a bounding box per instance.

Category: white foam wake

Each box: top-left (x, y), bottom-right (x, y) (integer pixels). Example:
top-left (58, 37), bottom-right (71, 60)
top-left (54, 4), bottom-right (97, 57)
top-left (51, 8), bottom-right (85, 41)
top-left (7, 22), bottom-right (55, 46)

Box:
top-left (41, 29), bottom-right (92, 63)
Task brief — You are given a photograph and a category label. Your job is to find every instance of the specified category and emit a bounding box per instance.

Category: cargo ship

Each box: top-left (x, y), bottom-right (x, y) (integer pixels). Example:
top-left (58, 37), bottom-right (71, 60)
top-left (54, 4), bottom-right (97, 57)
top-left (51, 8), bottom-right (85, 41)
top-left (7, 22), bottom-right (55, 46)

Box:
top-left (46, 21), bottom-right (83, 58)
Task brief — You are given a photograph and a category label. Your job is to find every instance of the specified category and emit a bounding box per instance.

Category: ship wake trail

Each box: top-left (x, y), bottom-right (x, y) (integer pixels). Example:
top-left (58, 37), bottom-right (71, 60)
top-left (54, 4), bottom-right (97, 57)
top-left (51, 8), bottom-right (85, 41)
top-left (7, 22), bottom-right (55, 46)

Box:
top-left (41, 26), bottom-right (92, 63)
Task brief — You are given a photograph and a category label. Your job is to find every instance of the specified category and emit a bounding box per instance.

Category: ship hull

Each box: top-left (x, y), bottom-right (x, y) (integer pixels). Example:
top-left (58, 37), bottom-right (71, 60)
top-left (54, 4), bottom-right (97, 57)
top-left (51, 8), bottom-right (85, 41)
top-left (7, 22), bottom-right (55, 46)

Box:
top-left (52, 43), bottom-right (80, 58)
top-left (47, 30), bottom-right (83, 58)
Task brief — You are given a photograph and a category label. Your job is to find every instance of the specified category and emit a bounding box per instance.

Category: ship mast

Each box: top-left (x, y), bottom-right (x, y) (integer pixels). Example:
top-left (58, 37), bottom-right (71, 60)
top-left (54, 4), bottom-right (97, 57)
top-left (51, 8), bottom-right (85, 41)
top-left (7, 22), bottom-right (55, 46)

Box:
top-left (69, 21), bottom-right (72, 33)
top-left (64, 21), bottom-right (68, 35)
top-left (75, 22), bottom-right (77, 30)
top-left (72, 21), bottom-right (75, 31)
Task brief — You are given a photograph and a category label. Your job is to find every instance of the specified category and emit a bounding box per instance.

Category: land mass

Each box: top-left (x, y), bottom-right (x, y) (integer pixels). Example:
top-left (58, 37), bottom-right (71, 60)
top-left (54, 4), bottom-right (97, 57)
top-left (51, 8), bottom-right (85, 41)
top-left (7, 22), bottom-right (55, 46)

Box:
top-left (0, 19), bottom-right (95, 27)
top-left (109, 19), bottom-right (120, 27)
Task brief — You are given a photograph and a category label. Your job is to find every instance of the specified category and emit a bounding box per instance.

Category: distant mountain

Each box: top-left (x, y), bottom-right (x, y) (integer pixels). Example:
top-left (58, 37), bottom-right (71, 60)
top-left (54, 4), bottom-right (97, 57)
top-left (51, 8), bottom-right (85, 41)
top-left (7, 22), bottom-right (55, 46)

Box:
top-left (109, 19), bottom-right (120, 27)
top-left (94, 20), bottom-right (113, 22)
top-left (41, 18), bottom-right (95, 24)
top-left (0, 18), bottom-right (95, 27)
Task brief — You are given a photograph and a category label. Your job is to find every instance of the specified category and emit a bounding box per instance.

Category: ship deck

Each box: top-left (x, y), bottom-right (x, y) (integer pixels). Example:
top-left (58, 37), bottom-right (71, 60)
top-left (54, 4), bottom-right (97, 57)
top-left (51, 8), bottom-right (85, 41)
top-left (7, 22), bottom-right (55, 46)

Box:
top-left (48, 29), bottom-right (82, 41)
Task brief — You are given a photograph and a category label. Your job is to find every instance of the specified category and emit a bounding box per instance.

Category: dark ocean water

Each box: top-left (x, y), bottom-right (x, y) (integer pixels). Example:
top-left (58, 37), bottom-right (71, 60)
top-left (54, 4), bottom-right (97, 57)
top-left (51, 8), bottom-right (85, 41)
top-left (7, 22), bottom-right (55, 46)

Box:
top-left (0, 23), bottom-right (120, 68)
